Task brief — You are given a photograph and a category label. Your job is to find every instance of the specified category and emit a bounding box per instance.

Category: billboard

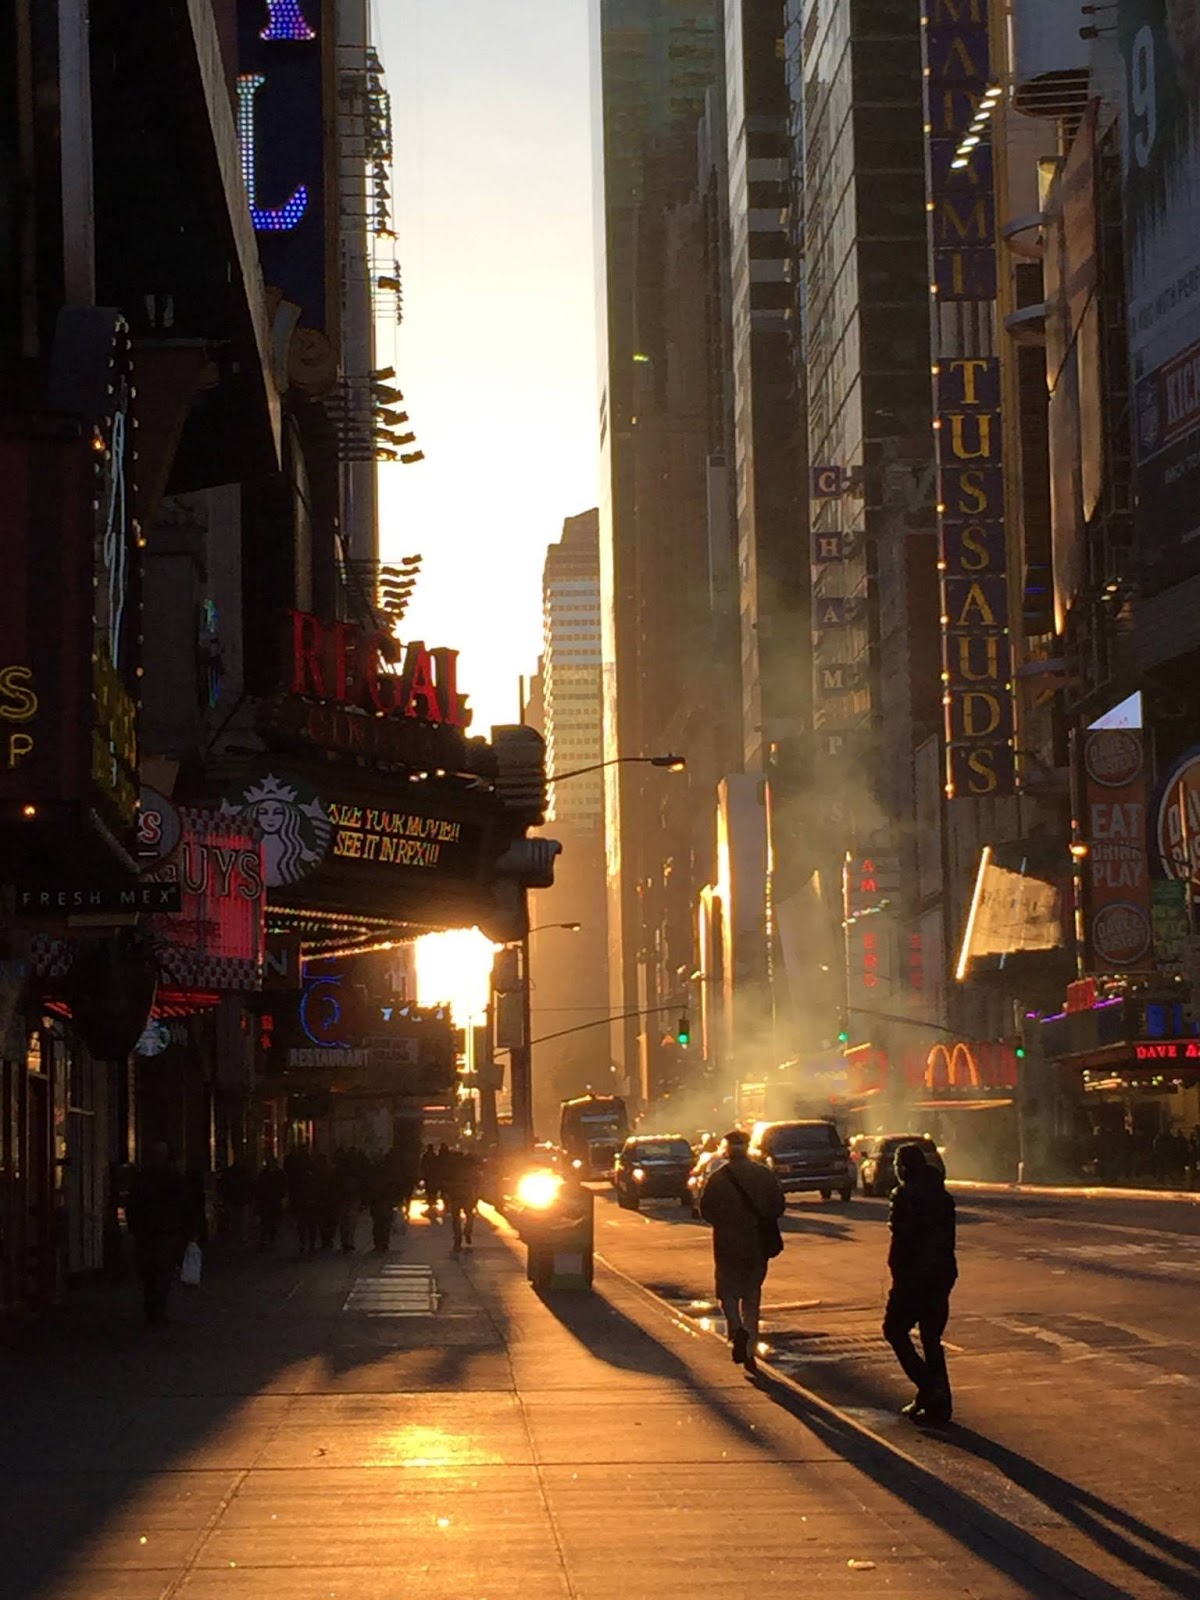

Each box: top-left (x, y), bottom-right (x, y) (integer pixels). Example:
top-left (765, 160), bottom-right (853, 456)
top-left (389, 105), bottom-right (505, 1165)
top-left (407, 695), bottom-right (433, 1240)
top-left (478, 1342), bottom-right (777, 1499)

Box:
top-left (1082, 728), bottom-right (1152, 971)
top-left (1120, 0), bottom-right (1200, 583)
top-left (0, 315), bottom-right (140, 856)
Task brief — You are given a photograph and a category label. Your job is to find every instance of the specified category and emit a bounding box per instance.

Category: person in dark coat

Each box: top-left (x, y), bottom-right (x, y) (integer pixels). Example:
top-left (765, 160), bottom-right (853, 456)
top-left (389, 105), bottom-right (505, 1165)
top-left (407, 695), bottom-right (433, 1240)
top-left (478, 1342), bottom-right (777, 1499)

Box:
top-left (127, 1141), bottom-right (195, 1324)
top-left (699, 1129), bottom-right (785, 1373)
top-left (284, 1144), bottom-right (320, 1255)
top-left (255, 1156), bottom-right (287, 1248)
top-left (443, 1147), bottom-right (481, 1254)
top-left (313, 1152), bottom-right (339, 1249)
top-left (333, 1147), bottom-right (365, 1253)
top-left (368, 1155), bottom-right (397, 1253)
top-left (883, 1141), bottom-right (958, 1426)
top-left (420, 1142), bottom-right (442, 1218)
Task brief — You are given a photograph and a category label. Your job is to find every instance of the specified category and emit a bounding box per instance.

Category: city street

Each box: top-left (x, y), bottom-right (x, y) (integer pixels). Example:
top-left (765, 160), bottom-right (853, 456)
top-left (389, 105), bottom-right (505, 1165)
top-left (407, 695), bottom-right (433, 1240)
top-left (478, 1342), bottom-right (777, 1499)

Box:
top-left (7, 1200), bottom-right (1195, 1600)
top-left (593, 1183), bottom-right (1200, 1599)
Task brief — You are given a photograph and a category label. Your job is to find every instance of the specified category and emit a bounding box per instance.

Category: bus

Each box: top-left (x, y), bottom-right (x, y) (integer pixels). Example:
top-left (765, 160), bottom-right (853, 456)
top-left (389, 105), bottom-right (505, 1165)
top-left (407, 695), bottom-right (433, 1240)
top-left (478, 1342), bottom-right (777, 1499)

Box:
top-left (559, 1092), bottom-right (629, 1178)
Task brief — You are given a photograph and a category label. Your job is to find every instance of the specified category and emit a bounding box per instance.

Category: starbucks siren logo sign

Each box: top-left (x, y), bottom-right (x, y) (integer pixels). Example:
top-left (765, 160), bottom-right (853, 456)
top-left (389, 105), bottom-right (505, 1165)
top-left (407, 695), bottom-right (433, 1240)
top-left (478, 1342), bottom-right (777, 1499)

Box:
top-left (222, 772), bottom-right (331, 888)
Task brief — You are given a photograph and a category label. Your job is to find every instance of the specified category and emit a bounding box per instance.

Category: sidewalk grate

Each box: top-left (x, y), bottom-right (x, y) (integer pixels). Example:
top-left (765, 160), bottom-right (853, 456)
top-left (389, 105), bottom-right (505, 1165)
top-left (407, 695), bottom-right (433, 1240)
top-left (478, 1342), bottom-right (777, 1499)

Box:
top-left (344, 1263), bottom-right (439, 1317)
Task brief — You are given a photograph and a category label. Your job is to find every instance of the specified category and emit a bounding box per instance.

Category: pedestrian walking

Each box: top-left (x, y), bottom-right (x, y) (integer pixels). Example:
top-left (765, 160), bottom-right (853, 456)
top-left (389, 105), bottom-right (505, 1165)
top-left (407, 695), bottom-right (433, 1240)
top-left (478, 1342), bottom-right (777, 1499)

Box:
top-left (313, 1152), bottom-right (338, 1250)
top-left (333, 1147), bottom-right (365, 1252)
top-left (127, 1141), bottom-right (195, 1325)
top-left (883, 1141), bottom-right (958, 1427)
top-left (420, 1142), bottom-right (441, 1218)
top-left (699, 1129), bottom-right (785, 1374)
top-left (218, 1159), bottom-right (254, 1248)
top-left (443, 1147), bottom-right (481, 1254)
top-left (368, 1155), bottom-right (397, 1253)
top-left (254, 1155), bottom-right (287, 1248)
top-left (284, 1144), bottom-right (320, 1255)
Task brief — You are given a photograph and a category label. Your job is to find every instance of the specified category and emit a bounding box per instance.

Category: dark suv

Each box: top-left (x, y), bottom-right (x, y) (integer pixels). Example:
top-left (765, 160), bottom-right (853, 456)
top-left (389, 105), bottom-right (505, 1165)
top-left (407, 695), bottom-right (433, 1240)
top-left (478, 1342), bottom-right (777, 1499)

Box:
top-left (748, 1120), bottom-right (852, 1203)
top-left (613, 1135), bottom-right (694, 1211)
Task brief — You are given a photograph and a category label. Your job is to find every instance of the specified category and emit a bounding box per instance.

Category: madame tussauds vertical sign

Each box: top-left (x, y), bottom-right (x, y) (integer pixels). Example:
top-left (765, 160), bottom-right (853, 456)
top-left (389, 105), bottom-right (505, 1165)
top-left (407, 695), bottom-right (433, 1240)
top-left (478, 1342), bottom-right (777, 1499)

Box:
top-left (922, 0), bottom-right (1015, 798)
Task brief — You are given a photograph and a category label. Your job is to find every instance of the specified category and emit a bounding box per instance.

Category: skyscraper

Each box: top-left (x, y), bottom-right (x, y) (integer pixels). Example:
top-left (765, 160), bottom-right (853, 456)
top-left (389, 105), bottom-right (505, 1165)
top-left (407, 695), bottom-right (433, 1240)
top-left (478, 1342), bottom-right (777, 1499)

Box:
top-left (543, 511), bottom-right (604, 831)
top-left (591, 0), bottom-right (726, 1098)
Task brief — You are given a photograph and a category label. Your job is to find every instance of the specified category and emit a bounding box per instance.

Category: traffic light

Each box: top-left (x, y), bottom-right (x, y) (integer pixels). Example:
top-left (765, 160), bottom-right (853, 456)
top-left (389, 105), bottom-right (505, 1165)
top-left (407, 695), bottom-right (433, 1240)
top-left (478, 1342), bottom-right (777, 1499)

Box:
top-left (677, 1014), bottom-right (691, 1047)
top-left (1015, 1043), bottom-right (1027, 1060)
top-left (836, 1009), bottom-right (850, 1046)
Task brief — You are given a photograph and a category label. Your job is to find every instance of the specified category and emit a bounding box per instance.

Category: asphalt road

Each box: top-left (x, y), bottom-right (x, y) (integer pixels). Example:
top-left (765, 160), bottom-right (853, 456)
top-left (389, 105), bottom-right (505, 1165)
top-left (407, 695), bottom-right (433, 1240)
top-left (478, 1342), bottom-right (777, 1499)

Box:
top-left (593, 1182), bottom-right (1200, 1600)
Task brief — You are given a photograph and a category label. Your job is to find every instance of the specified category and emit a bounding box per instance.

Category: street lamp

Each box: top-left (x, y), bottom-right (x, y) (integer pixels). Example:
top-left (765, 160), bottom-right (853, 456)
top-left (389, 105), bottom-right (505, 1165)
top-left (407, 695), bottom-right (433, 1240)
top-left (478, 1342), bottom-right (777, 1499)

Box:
top-left (529, 921), bottom-right (582, 935)
top-left (552, 753), bottom-right (686, 783)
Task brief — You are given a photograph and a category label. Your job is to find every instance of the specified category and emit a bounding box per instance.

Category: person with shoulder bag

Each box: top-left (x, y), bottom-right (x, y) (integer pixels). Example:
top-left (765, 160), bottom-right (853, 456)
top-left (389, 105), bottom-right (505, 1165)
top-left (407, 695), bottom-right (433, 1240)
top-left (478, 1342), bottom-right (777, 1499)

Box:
top-left (699, 1129), bottom-right (786, 1372)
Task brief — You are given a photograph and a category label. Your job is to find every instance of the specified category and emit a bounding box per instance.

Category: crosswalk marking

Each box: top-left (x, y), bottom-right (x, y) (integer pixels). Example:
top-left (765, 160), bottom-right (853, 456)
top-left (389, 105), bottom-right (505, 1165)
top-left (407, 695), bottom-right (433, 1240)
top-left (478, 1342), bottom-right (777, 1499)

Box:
top-left (344, 1263), bottom-right (439, 1317)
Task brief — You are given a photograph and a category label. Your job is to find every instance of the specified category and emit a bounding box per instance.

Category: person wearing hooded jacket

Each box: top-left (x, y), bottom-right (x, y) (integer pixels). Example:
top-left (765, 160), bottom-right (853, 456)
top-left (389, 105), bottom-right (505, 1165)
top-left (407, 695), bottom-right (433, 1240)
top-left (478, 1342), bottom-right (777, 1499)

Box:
top-left (883, 1141), bottom-right (957, 1426)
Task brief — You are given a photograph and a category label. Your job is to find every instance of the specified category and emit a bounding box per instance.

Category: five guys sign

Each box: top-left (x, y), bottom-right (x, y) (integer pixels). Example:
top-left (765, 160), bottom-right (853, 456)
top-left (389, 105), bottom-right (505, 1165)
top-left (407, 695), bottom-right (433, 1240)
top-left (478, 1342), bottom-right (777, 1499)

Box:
top-left (289, 611), bottom-right (471, 728)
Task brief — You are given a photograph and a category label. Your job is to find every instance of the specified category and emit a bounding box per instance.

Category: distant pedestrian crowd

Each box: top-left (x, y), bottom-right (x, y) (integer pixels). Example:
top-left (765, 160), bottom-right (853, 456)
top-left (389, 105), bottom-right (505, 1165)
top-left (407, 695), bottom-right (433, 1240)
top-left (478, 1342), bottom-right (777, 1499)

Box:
top-left (127, 1137), bottom-right (483, 1326)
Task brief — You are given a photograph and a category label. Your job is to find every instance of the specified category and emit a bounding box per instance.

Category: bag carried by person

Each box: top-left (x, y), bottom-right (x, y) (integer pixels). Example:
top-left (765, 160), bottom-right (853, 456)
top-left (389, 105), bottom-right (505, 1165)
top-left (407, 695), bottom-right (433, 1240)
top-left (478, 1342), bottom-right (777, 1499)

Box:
top-left (725, 1167), bottom-right (784, 1259)
top-left (180, 1241), bottom-right (202, 1287)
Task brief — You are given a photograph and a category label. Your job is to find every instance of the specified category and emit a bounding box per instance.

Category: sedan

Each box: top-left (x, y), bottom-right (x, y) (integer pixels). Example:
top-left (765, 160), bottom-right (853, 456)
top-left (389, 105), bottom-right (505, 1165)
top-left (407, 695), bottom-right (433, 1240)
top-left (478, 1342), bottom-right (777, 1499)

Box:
top-left (858, 1134), bottom-right (946, 1197)
top-left (614, 1136), bottom-right (695, 1211)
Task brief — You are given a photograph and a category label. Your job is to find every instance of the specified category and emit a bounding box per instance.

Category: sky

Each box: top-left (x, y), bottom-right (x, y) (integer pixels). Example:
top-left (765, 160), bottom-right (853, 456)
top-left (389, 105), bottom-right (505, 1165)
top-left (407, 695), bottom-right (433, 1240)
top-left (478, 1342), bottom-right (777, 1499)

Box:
top-left (374, 0), bottom-right (600, 736)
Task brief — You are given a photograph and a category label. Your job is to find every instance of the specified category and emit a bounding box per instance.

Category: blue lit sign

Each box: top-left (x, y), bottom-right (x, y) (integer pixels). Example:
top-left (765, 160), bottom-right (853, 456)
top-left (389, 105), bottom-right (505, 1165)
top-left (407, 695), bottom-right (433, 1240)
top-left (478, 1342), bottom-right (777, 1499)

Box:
top-left (237, 74), bottom-right (309, 232)
top-left (260, 0), bottom-right (316, 41)
top-left (238, 0), bottom-right (327, 327)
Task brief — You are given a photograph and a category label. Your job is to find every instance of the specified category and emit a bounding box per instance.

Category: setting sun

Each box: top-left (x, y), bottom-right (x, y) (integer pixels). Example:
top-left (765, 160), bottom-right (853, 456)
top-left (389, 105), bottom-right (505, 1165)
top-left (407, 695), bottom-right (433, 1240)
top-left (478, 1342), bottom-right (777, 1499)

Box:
top-left (414, 927), bottom-right (498, 1022)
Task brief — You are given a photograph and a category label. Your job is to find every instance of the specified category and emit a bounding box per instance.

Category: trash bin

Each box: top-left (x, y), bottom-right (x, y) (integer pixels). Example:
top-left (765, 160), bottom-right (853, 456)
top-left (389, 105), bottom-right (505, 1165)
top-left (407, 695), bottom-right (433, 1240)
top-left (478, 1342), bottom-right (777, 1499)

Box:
top-left (507, 1169), bottom-right (594, 1293)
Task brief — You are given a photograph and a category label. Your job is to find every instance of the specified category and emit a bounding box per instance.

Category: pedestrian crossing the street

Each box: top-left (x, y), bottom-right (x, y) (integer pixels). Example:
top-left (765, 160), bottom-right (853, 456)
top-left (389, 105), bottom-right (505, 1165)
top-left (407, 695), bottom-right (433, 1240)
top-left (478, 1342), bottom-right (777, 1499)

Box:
top-left (344, 1263), bottom-right (439, 1317)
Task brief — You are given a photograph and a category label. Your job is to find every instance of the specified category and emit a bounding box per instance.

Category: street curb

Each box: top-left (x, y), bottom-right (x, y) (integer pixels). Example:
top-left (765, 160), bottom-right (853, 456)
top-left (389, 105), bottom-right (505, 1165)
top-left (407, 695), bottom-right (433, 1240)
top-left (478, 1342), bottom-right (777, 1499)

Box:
top-left (595, 1251), bottom-right (1132, 1600)
top-left (950, 1179), bottom-right (1200, 1204)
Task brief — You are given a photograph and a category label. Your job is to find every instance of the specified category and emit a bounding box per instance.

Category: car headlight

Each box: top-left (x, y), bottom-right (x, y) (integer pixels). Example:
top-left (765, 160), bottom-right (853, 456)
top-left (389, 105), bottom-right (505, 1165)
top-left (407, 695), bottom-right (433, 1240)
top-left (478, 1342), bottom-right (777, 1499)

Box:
top-left (632, 1167), bottom-right (646, 1182)
top-left (515, 1170), bottom-right (564, 1210)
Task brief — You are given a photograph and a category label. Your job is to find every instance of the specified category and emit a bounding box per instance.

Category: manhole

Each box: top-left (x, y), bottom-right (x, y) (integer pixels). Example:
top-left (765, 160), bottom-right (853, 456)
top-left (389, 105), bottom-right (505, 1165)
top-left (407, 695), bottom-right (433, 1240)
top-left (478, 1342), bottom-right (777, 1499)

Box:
top-left (344, 1263), bottom-right (439, 1317)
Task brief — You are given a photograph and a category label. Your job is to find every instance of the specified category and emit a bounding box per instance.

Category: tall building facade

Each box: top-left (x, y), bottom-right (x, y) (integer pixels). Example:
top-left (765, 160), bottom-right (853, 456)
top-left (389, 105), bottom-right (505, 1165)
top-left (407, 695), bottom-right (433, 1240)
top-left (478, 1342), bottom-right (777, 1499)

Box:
top-left (789, 0), bottom-right (945, 1079)
top-left (543, 512), bottom-right (604, 832)
top-left (591, 0), bottom-right (736, 1104)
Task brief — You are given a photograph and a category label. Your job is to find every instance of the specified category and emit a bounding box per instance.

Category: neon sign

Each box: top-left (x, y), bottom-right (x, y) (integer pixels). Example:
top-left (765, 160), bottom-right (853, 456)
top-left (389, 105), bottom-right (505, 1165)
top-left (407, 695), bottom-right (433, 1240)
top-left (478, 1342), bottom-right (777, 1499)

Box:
top-left (289, 610), bottom-right (471, 728)
top-left (237, 0), bottom-right (326, 321)
top-left (237, 74), bottom-right (308, 232)
top-left (260, 0), bottom-right (315, 41)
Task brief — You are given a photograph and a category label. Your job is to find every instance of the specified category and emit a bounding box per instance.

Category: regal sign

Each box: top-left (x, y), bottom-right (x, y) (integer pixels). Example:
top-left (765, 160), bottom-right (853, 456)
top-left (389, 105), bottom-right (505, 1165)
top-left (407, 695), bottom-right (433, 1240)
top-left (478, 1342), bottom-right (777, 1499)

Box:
top-left (289, 611), bottom-right (470, 727)
top-left (922, 0), bottom-right (1014, 798)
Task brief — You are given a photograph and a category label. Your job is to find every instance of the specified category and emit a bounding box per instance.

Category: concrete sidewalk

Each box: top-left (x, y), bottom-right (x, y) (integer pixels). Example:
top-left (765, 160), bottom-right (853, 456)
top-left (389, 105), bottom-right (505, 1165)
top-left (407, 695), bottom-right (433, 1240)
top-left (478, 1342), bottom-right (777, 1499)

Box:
top-left (0, 1205), bottom-right (1095, 1600)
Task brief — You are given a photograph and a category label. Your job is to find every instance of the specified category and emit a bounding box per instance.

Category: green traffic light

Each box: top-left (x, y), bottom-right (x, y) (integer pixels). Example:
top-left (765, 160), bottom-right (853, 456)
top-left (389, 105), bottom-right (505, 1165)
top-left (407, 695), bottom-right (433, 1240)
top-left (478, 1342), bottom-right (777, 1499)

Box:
top-left (1015, 1045), bottom-right (1026, 1059)
top-left (677, 1015), bottom-right (690, 1047)
top-left (837, 1029), bottom-right (849, 1045)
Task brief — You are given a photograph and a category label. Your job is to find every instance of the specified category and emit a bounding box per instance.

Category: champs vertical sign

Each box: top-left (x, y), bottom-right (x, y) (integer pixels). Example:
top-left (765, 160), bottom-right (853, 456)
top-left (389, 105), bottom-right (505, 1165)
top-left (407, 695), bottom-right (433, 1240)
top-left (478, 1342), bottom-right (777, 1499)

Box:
top-left (923, 0), bottom-right (1014, 797)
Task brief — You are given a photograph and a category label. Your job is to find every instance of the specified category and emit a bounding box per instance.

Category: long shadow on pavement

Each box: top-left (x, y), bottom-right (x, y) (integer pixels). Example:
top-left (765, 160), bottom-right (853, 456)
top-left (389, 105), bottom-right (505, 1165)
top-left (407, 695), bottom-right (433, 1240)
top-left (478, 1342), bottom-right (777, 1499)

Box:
top-left (753, 1349), bottom-right (1200, 1599)
top-left (539, 1266), bottom-right (1138, 1600)
top-left (0, 1212), bottom-right (510, 1600)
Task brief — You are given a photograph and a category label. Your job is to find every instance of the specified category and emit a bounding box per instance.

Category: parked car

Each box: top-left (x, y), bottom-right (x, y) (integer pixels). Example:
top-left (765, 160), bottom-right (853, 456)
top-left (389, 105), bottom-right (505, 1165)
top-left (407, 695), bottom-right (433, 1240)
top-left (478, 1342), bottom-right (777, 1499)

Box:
top-left (857, 1134), bottom-right (945, 1197)
top-left (748, 1119), bottom-right (853, 1202)
top-left (614, 1135), bottom-right (695, 1211)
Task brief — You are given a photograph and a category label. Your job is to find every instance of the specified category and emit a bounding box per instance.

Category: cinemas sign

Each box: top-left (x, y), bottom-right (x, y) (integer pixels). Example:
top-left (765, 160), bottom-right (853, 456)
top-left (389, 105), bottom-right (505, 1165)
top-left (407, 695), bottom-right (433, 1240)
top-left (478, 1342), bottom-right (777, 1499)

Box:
top-left (922, 0), bottom-right (1014, 798)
